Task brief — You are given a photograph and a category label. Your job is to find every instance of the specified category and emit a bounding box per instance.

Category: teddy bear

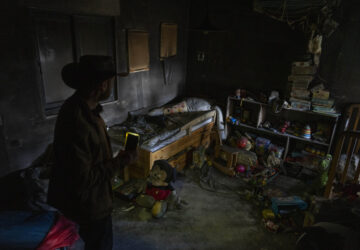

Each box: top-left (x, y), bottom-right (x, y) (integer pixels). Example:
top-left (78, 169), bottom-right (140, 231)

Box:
top-left (135, 160), bottom-right (183, 218)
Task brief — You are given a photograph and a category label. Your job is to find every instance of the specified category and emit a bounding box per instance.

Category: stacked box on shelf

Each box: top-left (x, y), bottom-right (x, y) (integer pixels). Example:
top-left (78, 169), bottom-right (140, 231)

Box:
top-left (311, 90), bottom-right (336, 114)
top-left (289, 97), bottom-right (311, 111)
top-left (288, 61), bottom-right (315, 111)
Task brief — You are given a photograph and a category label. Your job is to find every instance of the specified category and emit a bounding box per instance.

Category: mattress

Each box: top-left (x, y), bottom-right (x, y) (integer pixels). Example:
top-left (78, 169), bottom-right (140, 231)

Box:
top-left (108, 110), bottom-right (216, 153)
top-left (142, 117), bottom-right (213, 152)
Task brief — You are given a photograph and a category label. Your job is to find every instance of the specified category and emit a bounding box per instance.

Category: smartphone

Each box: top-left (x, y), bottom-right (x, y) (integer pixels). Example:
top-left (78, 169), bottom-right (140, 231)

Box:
top-left (124, 132), bottom-right (140, 151)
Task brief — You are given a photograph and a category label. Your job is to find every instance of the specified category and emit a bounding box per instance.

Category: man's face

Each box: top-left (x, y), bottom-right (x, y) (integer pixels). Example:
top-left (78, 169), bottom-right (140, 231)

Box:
top-left (98, 77), bottom-right (114, 101)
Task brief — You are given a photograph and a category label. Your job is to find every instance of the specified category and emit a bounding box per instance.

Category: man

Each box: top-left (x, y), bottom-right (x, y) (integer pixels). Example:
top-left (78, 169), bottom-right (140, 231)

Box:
top-left (47, 55), bottom-right (135, 250)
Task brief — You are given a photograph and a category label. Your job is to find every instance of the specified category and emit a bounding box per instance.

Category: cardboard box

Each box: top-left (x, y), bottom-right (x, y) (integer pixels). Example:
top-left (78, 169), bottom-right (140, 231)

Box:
top-left (290, 88), bottom-right (310, 99)
top-left (289, 97), bottom-right (311, 105)
top-left (289, 97), bottom-right (311, 110)
top-left (291, 66), bottom-right (316, 75)
top-left (290, 101), bottom-right (311, 111)
top-left (290, 81), bottom-right (310, 89)
top-left (288, 75), bottom-right (313, 83)
top-left (292, 61), bottom-right (312, 67)
top-left (312, 98), bottom-right (334, 107)
top-left (312, 90), bottom-right (330, 100)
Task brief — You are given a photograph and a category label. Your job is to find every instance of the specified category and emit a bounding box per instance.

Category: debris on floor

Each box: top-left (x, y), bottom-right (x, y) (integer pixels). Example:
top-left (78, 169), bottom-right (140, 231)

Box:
top-left (113, 159), bottom-right (188, 221)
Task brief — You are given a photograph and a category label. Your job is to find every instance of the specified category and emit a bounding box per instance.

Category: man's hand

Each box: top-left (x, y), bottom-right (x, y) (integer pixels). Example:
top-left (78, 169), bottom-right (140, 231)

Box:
top-left (115, 150), bottom-right (138, 166)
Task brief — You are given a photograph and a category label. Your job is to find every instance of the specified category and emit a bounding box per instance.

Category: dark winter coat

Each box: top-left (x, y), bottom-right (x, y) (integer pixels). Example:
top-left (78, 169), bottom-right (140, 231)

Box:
top-left (47, 93), bottom-right (121, 223)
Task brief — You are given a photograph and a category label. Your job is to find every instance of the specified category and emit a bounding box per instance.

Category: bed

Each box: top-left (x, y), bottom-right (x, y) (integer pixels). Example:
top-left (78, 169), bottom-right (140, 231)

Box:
top-left (108, 109), bottom-right (217, 179)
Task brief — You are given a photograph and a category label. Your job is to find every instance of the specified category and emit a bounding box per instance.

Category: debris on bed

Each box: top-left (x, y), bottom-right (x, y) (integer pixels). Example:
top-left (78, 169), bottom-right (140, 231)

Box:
top-left (108, 97), bottom-right (226, 151)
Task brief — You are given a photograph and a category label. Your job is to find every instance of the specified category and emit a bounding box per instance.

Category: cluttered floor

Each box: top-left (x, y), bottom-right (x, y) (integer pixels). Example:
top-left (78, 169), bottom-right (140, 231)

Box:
top-left (2, 95), bottom-right (360, 249)
top-left (72, 166), bottom-right (298, 250)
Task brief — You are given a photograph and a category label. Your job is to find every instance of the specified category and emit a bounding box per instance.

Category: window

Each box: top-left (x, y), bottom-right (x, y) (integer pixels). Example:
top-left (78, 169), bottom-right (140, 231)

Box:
top-left (32, 10), bottom-right (117, 115)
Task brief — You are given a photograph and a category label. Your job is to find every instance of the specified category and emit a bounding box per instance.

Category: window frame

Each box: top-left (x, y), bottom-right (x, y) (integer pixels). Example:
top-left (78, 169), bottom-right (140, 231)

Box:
top-left (31, 9), bottom-right (118, 116)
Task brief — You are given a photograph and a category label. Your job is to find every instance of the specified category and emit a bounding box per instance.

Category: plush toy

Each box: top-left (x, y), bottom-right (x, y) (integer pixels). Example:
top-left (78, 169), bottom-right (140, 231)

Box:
top-left (237, 137), bottom-right (248, 149)
top-left (320, 154), bottom-right (332, 186)
top-left (266, 151), bottom-right (281, 168)
top-left (136, 160), bottom-right (181, 218)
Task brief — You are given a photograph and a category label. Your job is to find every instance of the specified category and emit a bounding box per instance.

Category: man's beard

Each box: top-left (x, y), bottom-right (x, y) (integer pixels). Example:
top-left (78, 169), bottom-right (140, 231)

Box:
top-left (98, 84), bottom-right (112, 101)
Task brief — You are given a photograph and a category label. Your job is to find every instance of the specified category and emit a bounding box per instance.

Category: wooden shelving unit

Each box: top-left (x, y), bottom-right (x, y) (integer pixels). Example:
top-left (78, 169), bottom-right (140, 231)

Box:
top-left (225, 97), bottom-right (340, 162)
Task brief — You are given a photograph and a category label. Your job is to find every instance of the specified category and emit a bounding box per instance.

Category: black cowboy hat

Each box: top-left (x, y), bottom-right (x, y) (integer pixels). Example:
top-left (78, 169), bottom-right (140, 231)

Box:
top-left (61, 55), bottom-right (128, 90)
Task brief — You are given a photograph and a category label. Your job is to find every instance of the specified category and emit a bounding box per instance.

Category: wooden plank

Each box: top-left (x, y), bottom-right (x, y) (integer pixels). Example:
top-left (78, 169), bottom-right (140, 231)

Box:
top-left (129, 147), bottom-right (151, 179)
top-left (341, 138), bottom-right (357, 184)
top-left (353, 108), bottom-right (360, 131)
top-left (131, 122), bottom-right (214, 178)
top-left (324, 135), bottom-right (345, 198)
top-left (168, 151), bottom-right (188, 172)
top-left (353, 160), bottom-right (360, 183)
top-left (226, 152), bottom-right (233, 168)
top-left (225, 97), bottom-right (233, 140)
top-left (123, 166), bottom-right (130, 182)
top-left (180, 110), bottom-right (216, 132)
top-left (212, 160), bottom-right (235, 176)
top-left (151, 122), bottom-right (214, 160)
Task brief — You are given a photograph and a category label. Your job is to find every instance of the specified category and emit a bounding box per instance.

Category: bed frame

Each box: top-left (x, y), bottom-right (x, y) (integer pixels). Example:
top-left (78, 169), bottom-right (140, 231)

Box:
top-left (127, 110), bottom-right (216, 179)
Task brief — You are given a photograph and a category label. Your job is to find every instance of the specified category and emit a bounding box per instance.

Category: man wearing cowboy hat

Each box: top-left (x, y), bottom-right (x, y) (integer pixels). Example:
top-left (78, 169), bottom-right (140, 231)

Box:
top-left (47, 55), bottom-right (135, 250)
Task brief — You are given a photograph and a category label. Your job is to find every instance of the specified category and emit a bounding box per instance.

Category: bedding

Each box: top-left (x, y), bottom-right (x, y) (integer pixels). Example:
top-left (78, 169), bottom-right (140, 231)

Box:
top-left (108, 110), bottom-right (215, 152)
top-left (108, 97), bottom-right (225, 153)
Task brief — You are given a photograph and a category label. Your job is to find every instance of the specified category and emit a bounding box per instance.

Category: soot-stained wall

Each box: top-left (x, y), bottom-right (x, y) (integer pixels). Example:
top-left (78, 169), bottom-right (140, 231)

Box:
top-left (185, 0), bottom-right (307, 103)
top-left (319, 0), bottom-right (360, 105)
top-left (0, 0), bottom-right (189, 176)
top-left (186, 0), bottom-right (360, 107)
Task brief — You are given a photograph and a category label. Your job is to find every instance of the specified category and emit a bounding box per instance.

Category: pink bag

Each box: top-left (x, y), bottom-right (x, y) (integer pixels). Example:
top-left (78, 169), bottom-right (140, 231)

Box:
top-left (37, 214), bottom-right (79, 250)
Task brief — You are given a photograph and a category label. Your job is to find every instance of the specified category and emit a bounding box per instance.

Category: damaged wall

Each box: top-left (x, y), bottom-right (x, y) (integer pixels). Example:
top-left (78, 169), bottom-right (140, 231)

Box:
top-left (185, 0), bottom-right (307, 103)
top-left (0, 0), bottom-right (189, 177)
top-left (319, 0), bottom-right (360, 105)
top-left (186, 0), bottom-right (360, 107)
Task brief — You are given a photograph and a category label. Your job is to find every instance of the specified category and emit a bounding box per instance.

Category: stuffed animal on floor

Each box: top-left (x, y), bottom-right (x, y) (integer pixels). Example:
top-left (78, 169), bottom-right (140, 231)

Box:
top-left (136, 160), bottom-right (180, 218)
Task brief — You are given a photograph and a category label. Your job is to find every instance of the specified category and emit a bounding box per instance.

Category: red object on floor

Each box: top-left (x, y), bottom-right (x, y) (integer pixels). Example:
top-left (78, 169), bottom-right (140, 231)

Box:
top-left (37, 214), bottom-right (79, 250)
top-left (146, 187), bottom-right (171, 200)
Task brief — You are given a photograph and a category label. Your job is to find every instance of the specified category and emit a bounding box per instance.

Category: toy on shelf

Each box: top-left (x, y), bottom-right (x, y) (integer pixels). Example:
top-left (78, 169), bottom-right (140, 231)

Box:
top-left (304, 146), bottom-right (325, 156)
top-left (235, 89), bottom-right (241, 99)
top-left (261, 121), bottom-right (271, 129)
top-left (241, 110), bottom-right (251, 123)
top-left (302, 124), bottom-right (311, 139)
top-left (280, 121), bottom-right (290, 133)
top-left (312, 122), bottom-right (330, 142)
top-left (227, 116), bottom-right (239, 126)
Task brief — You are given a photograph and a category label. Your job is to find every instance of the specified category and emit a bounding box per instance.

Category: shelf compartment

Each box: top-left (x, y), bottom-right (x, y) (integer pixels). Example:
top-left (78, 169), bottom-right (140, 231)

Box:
top-left (228, 97), bottom-right (340, 119)
top-left (229, 122), bottom-right (330, 147)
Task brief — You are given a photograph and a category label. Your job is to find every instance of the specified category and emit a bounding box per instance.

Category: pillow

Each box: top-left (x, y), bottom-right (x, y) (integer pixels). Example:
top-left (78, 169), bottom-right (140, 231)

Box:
top-left (148, 108), bottom-right (164, 116)
top-left (185, 98), bottom-right (211, 111)
top-left (163, 101), bottom-right (188, 115)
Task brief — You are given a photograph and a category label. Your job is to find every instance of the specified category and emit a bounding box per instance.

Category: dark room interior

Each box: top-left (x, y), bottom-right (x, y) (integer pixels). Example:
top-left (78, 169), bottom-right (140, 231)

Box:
top-left (1, 0), bottom-right (360, 249)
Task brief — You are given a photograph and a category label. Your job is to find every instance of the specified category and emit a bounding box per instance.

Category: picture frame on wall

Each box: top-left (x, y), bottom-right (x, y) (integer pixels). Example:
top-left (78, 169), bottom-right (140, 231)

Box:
top-left (127, 30), bottom-right (150, 72)
top-left (160, 23), bottom-right (178, 59)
